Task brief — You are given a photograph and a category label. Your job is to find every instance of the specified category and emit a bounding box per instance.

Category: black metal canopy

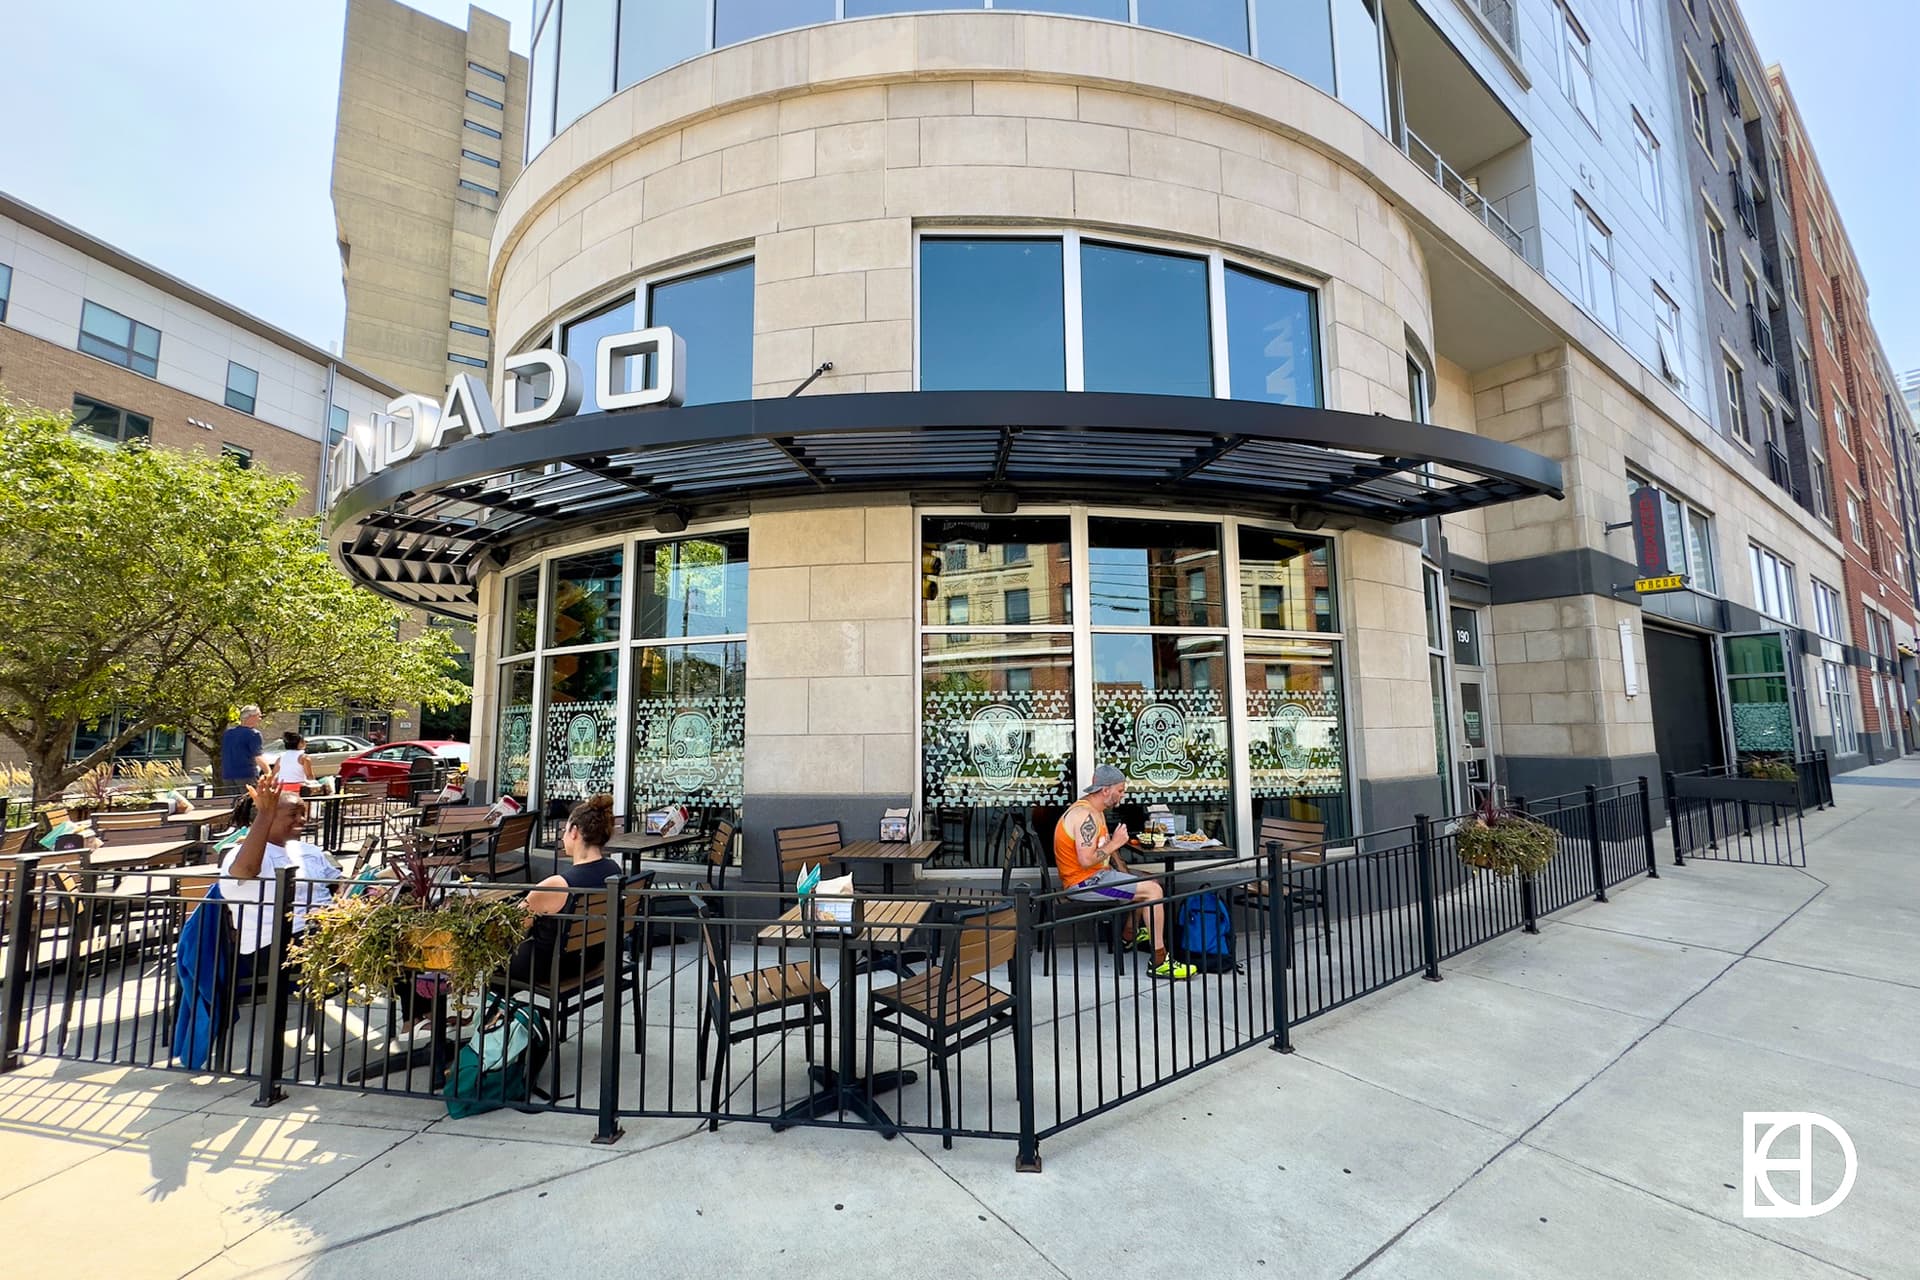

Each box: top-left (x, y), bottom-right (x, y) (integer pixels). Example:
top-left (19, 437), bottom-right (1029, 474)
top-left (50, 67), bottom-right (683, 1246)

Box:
top-left (325, 390), bottom-right (1563, 618)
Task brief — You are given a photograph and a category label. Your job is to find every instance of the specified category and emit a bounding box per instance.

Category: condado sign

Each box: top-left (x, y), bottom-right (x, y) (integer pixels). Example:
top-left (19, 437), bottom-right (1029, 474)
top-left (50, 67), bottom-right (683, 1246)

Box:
top-left (326, 326), bottom-right (687, 501)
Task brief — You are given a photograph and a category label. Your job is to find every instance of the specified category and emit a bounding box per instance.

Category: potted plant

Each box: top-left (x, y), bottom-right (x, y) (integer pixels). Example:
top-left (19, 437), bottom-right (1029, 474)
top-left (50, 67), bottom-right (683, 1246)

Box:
top-left (1741, 754), bottom-right (1797, 782)
top-left (291, 848), bottom-right (529, 1004)
top-left (1452, 793), bottom-right (1558, 879)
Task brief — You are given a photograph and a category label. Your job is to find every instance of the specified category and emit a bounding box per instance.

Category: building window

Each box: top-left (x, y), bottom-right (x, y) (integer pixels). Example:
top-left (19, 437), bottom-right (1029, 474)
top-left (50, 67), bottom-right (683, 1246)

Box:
top-left (450, 321), bottom-right (491, 337)
top-left (1424, 564), bottom-right (1452, 792)
top-left (457, 179), bottom-right (499, 198)
top-left (1797, 347), bottom-right (1816, 413)
top-left (1330, 0), bottom-right (1388, 133)
top-left (449, 353), bottom-right (488, 369)
top-left (1005, 588), bottom-right (1031, 625)
top-left (1688, 70), bottom-right (1711, 148)
top-left (562, 298), bottom-right (636, 415)
top-left (465, 89), bottom-right (505, 111)
top-left (469, 60), bottom-right (507, 83)
top-left (1723, 357), bottom-right (1749, 444)
top-left (1748, 542), bottom-right (1797, 623)
top-left (1809, 220), bottom-right (1825, 267)
top-left (1618, 0), bottom-right (1644, 53)
top-left (224, 361), bottom-right (258, 414)
top-left (70, 395), bottom-right (151, 447)
top-left (460, 148), bottom-right (502, 168)
top-left (1819, 303), bottom-right (1838, 355)
top-left (327, 403), bottom-right (348, 447)
top-left (1813, 580), bottom-right (1857, 754)
top-left (1833, 398), bottom-right (1851, 452)
top-left (1705, 206), bottom-right (1730, 297)
top-left (0, 261), bottom-right (10, 323)
top-left (1652, 285), bottom-right (1684, 386)
top-left (1557, 4), bottom-right (1598, 127)
top-left (646, 260), bottom-right (755, 406)
top-left (1810, 455), bottom-right (1830, 519)
top-left (918, 234), bottom-right (1319, 406)
top-left (220, 443), bottom-right (252, 469)
top-left (945, 595), bottom-right (970, 626)
top-left (451, 288), bottom-right (489, 306)
top-left (556, 0), bottom-right (616, 133)
top-left (1846, 493), bottom-right (1862, 542)
top-left (1757, 396), bottom-right (1776, 448)
top-left (1137, 0), bottom-right (1249, 54)
top-left (464, 119), bottom-right (502, 140)
top-left (1631, 113), bottom-right (1662, 217)
top-left (1577, 202), bottom-right (1617, 329)
top-left (78, 300), bottom-right (160, 377)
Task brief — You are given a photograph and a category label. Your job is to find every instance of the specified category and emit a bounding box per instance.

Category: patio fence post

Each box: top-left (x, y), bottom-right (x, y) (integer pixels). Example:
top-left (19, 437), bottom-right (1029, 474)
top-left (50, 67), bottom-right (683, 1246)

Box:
top-left (1637, 776), bottom-right (1659, 879)
top-left (1663, 770), bottom-right (1686, 866)
top-left (2, 857), bottom-right (40, 1073)
top-left (1266, 839), bottom-right (1292, 1052)
top-left (1011, 884), bottom-right (1041, 1173)
top-left (1583, 785), bottom-right (1608, 903)
top-left (594, 874), bottom-right (625, 1145)
top-left (252, 866), bottom-right (294, 1108)
top-left (1510, 797), bottom-right (1540, 934)
top-left (1413, 816), bottom-right (1441, 982)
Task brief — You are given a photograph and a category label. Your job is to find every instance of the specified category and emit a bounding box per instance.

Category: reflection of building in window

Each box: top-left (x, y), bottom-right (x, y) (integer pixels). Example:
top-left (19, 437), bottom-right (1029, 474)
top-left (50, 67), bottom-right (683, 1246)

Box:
top-left (1005, 588), bottom-right (1029, 624)
top-left (946, 596), bottom-right (969, 625)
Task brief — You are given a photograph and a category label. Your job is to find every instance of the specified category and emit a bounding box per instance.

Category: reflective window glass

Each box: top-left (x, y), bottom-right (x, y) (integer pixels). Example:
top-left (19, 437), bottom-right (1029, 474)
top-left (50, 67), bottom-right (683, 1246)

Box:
top-left (991, 0), bottom-right (1127, 15)
top-left (921, 632), bottom-right (1076, 824)
top-left (621, 0), bottom-right (711, 89)
top-left (1334, 0), bottom-right (1387, 132)
top-left (224, 362), bottom-right (258, 415)
top-left (1245, 636), bottom-right (1347, 830)
top-left (495, 662), bottom-right (535, 798)
top-left (1088, 518), bottom-right (1223, 628)
top-left (1238, 528), bottom-right (1335, 632)
top-left (547, 546), bottom-right (625, 647)
top-left (920, 239), bottom-right (1066, 392)
top-left (636, 533), bottom-right (749, 640)
top-left (1138, 0), bottom-right (1250, 52)
top-left (716, 0), bottom-right (834, 45)
top-left (1254, 0), bottom-right (1335, 93)
top-left (79, 300), bottom-right (160, 377)
top-left (505, 569), bottom-right (540, 654)
top-left (1225, 266), bottom-right (1320, 406)
top-left (923, 517), bottom-right (1072, 628)
top-left (647, 262), bottom-right (754, 405)
top-left (555, 0), bottom-right (616, 132)
top-left (1081, 244), bottom-right (1212, 398)
top-left (1092, 632), bottom-right (1234, 837)
top-left (846, 0), bottom-right (984, 13)
top-left (561, 297), bottom-right (637, 414)
top-left (528, 10), bottom-right (558, 152)
top-left (540, 650), bottom-right (619, 806)
top-left (629, 642), bottom-right (745, 814)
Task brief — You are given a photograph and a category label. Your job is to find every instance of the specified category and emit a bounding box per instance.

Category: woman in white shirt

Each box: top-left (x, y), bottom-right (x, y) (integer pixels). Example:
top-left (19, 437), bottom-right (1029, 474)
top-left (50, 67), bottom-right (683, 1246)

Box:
top-left (220, 783), bottom-right (339, 968)
top-left (277, 732), bottom-right (313, 793)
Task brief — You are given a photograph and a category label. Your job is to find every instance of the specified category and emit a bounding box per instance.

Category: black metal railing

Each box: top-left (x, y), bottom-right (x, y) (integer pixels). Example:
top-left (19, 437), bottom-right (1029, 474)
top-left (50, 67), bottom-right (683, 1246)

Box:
top-left (1662, 752), bottom-right (1826, 867)
top-left (1713, 41), bottom-right (1742, 113)
top-left (1767, 440), bottom-right (1794, 492)
top-left (0, 778), bottom-right (1695, 1168)
top-left (1776, 362), bottom-right (1797, 404)
top-left (1731, 171), bottom-right (1759, 239)
top-left (1749, 303), bottom-right (1776, 366)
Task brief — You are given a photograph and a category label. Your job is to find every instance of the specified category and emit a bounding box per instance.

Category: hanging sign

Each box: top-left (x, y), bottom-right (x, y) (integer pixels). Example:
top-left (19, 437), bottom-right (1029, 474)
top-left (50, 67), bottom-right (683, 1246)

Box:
top-left (1634, 574), bottom-right (1687, 594)
top-left (1629, 486), bottom-right (1670, 577)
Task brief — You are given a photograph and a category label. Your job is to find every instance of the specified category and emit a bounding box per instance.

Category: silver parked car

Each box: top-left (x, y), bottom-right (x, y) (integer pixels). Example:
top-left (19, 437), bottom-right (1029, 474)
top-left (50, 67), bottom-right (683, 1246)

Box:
top-left (263, 734), bottom-right (374, 780)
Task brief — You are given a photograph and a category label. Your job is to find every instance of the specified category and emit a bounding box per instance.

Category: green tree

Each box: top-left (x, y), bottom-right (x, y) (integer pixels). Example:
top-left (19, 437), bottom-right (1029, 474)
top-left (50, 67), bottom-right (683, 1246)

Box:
top-left (0, 397), bottom-right (466, 803)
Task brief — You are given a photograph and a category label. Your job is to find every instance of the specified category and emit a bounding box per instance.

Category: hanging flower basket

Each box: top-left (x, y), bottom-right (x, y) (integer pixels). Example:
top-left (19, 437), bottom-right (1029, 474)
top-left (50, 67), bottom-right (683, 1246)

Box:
top-left (1454, 811), bottom-right (1557, 879)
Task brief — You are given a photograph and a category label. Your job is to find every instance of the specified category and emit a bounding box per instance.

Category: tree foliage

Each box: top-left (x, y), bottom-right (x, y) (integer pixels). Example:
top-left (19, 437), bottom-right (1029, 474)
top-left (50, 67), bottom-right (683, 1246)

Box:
top-left (0, 397), bottom-right (467, 801)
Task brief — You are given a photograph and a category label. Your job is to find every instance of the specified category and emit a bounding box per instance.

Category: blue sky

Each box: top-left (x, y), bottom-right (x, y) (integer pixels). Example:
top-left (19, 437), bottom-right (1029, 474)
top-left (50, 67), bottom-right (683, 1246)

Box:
top-left (4, 2), bottom-right (1914, 373)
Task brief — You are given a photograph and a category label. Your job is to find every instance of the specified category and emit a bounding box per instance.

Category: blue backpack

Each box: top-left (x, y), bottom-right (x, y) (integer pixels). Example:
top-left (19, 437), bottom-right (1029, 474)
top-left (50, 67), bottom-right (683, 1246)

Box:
top-left (1174, 891), bottom-right (1237, 972)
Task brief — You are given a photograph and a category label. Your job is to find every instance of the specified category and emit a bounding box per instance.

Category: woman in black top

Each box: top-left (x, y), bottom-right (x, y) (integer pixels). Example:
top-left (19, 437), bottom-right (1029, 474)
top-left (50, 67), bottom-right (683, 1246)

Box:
top-left (507, 794), bottom-right (620, 985)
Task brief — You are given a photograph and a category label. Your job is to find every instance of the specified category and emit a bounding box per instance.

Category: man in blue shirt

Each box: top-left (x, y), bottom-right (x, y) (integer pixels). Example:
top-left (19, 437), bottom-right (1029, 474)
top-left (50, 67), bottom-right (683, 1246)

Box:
top-left (218, 705), bottom-right (267, 795)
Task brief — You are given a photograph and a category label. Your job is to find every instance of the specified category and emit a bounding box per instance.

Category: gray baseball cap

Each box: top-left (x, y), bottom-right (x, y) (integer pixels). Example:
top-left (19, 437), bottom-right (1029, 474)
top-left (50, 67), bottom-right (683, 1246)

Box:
top-left (1082, 764), bottom-right (1127, 794)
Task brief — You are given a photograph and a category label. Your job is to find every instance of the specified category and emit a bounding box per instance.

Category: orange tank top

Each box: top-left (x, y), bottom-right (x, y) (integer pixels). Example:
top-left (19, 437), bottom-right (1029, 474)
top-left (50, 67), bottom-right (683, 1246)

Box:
top-left (1053, 803), bottom-right (1108, 890)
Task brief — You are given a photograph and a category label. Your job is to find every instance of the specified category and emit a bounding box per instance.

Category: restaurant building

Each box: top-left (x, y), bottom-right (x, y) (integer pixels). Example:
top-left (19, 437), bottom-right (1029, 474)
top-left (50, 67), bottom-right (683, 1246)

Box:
top-left (323, 8), bottom-right (1860, 882)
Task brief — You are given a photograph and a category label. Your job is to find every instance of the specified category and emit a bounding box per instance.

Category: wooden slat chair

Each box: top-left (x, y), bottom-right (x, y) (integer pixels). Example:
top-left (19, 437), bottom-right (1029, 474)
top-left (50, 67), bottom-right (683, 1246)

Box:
top-left (462, 812), bottom-right (535, 881)
top-left (773, 822), bottom-right (844, 903)
top-left (867, 902), bottom-right (1020, 1149)
top-left (93, 808), bottom-right (167, 835)
top-left (625, 819), bottom-right (737, 994)
top-left (1, 826), bottom-right (32, 855)
top-left (694, 901), bottom-right (831, 1131)
top-left (1236, 817), bottom-right (1338, 961)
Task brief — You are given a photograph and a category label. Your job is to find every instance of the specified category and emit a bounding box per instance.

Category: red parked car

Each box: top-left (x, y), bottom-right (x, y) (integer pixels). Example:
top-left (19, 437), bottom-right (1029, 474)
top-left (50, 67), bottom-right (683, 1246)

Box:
top-left (336, 740), bottom-right (470, 800)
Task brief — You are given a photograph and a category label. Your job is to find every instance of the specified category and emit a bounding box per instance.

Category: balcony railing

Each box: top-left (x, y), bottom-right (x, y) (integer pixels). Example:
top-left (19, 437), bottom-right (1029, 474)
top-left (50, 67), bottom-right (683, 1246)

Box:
top-left (1403, 129), bottom-right (1529, 262)
top-left (1713, 41), bottom-right (1742, 113)
top-left (1776, 363), bottom-right (1797, 403)
top-left (1762, 250), bottom-right (1780, 290)
top-left (1767, 440), bottom-right (1795, 494)
top-left (1748, 304), bottom-right (1776, 367)
top-left (1730, 170), bottom-right (1759, 239)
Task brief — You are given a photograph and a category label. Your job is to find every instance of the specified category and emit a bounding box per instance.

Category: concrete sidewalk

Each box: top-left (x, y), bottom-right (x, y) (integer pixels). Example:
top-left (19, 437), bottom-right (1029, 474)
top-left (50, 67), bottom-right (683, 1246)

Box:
top-left (4, 761), bottom-right (1916, 1280)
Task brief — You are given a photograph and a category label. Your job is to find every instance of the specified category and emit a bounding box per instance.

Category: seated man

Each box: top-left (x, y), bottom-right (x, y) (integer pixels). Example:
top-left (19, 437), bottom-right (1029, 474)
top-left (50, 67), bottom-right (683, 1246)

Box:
top-left (1053, 765), bottom-right (1192, 980)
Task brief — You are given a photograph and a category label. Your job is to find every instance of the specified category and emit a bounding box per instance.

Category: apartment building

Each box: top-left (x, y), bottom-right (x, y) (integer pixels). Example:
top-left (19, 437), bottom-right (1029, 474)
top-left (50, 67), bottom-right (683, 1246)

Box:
top-left (331, 0), bottom-right (529, 397)
top-left (0, 190), bottom-right (402, 761)
top-left (1771, 65), bottom-right (1920, 760)
top-left (310, 2), bottom-right (1877, 889)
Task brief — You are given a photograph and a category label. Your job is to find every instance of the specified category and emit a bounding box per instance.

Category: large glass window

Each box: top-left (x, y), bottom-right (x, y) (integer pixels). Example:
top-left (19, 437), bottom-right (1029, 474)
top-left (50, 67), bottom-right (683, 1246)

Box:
top-left (847, 0), bottom-right (985, 12)
top-left (1334, 0), bottom-right (1387, 131)
top-left (547, 546), bottom-right (625, 648)
top-left (647, 262), bottom-right (755, 405)
top-left (637, 532), bottom-right (749, 639)
top-left (1244, 637), bottom-right (1346, 836)
top-left (78, 301), bottom-right (160, 377)
top-left (1238, 527), bottom-right (1336, 632)
top-left (922, 631), bottom-right (1077, 812)
top-left (504, 569), bottom-right (540, 655)
top-left (529, 2), bottom-right (558, 152)
top-left (540, 649), bottom-right (620, 806)
top-left (997, 0), bottom-right (1127, 15)
top-left (496, 662), bottom-right (535, 800)
top-left (923, 517), bottom-right (1072, 628)
top-left (555, 0), bottom-right (615, 133)
top-left (70, 395), bottom-right (150, 447)
top-left (1724, 633), bottom-right (1795, 758)
top-left (1138, 0), bottom-right (1249, 52)
top-left (1254, 0), bottom-right (1335, 93)
top-left (1081, 243), bottom-right (1212, 398)
top-left (1628, 476), bottom-right (1717, 594)
top-left (622, 0), bottom-right (711, 89)
top-left (629, 642), bottom-right (746, 818)
top-left (920, 239), bottom-right (1066, 392)
top-left (561, 298), bottom-right (637, 415)
top-left (1088, 518), bottom-right (1223, 628)
top-left (0, 262), bottom-right (11, 323)
top-left (1225, 266), bottom-right (1320, 406)
top-left (224, 362), bottom-right (258, 414)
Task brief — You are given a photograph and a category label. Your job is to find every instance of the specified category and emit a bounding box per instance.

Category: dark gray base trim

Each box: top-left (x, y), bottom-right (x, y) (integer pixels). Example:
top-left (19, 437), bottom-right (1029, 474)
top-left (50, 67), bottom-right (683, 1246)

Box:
top-left (1357, 774), bottom-right (1448, 832)
top-left (739, 793), bottom-right (907, 892)
top-left (1498, 754), bottom-right (1664, 808)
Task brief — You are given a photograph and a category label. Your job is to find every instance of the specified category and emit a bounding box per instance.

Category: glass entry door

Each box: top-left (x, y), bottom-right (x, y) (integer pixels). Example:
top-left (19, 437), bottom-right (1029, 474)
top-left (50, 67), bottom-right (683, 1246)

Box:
top-left (1721, 630), bottom-right (1803, 765)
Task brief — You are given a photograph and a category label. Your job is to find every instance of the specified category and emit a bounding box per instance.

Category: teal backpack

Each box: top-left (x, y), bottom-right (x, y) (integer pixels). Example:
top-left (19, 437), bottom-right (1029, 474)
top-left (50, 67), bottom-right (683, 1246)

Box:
top-left (444, 994), bottom-right (548, 1118)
